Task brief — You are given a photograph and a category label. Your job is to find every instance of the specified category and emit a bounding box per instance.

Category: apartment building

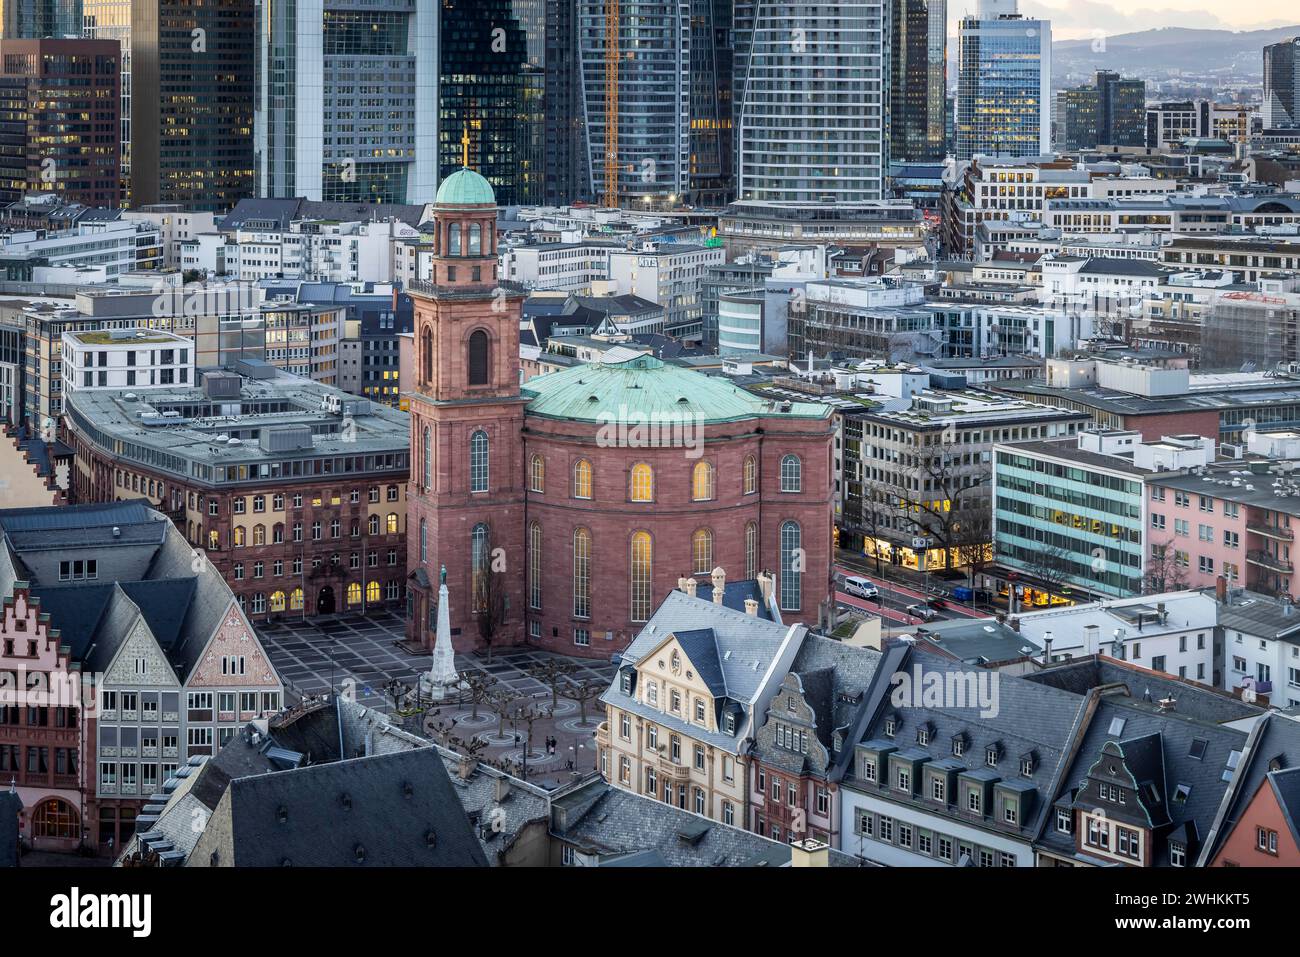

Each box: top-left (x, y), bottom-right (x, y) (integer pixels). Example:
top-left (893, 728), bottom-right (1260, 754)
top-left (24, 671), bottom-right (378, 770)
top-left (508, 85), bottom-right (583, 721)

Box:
top-left (597, 578), bottom-right (804, 829)
top-left (61, 328), bottom-right (193, 395)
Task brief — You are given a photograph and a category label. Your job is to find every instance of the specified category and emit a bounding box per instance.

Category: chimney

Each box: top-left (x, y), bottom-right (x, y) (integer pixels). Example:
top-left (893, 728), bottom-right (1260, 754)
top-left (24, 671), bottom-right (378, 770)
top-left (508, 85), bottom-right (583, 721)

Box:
top-left (744, 598), bottom-right (759, 617)
top-left (790, 838), bottom-right (829, 868)
top-left (494, 774), bottom-right (511, 804)
top-left (757, 572), bottom-right (774, 604)
top-left (1215, 575), bottom-right (1228, 604)
top-left (711, 566), bottom-right (726, 604)
top-left (677, 576), bottom-right (691, 593)
top-left (682, 577), bottom-right (698, 599)
top-left (1042, 631), bottom-right (1053, 665)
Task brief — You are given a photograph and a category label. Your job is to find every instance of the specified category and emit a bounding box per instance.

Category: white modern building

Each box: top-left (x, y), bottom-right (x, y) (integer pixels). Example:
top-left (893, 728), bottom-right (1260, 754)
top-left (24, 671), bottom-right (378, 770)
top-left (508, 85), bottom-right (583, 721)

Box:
top-left (61, 328), bottom-right (195, 394)
top-left (607, 242), bottom-right (726, 337)
top-left (1010, 591), bottom-right (1219, 685)
top-left (499, 240), bottom-right (619, 292)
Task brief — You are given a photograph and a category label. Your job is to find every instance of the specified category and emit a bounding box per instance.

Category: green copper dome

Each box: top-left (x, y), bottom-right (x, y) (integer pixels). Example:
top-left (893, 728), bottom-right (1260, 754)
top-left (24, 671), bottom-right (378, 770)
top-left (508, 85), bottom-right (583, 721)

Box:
top-left (435, 168), bottom-right (496, 206)
top-left (521, 353), bottom-right (831, 425)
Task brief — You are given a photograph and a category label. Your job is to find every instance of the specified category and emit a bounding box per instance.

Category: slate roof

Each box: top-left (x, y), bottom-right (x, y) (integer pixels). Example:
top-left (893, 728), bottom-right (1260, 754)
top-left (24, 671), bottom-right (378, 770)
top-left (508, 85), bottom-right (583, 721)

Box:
top-left (1039, 693), bottom-right (1250, 866)
top-left (1268, 767), bottom-right (1300, 850)
top-left (437, 750), bottom-right (550, 865)
top-left (1, 499), bottom-right (273, 686)
top-left (844, 646), bottom-right (1092, 844)
top-left (693, 578), bottom-right (773, 619)
top-left (221, 747), bottom-right (487, 867)
top-left (1023, 657), bottom-right (1261, 725)
top-left (1199, 711), bottom-right (1300, 863)
top-left (550, 778), bottom-right (859, 867)
top-left (602, 588), bottom-right (802, 752)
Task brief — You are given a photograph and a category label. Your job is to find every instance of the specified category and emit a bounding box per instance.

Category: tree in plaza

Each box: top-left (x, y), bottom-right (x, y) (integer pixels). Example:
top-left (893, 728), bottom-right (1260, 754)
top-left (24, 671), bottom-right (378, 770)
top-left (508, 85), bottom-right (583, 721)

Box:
top-left (462, 671), bottom-right (498, 721)
top-left (528, 658), bottom-right (577, 709)
top-left (559, 674), bottom-right (606, 729)
top-left (473, 538), bottom-right (508, 664)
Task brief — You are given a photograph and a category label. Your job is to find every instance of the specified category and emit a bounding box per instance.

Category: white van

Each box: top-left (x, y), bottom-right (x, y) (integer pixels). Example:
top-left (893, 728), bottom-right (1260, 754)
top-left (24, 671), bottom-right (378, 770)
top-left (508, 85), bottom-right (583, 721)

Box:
top-left (843, 576), bottom-right (879, 600)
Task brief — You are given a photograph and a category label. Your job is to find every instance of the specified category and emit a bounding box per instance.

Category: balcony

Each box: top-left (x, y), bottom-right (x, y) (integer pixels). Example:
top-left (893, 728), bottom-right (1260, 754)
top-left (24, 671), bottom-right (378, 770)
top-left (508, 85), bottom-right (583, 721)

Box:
top-left (594, 721), bottom-right (610, 748)
top-left (1248, 522), bottom-right (1293, 541)
top-left (1248, 550), bottom-right (1294, 575)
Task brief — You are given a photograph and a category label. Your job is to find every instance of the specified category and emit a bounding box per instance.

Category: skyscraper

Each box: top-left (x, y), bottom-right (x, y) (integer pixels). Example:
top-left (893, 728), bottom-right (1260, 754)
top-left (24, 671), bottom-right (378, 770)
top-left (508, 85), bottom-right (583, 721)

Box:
top-left (0, 38), bottom-right (120, 207)
top-left (255, 0), bottom-right (437, 204)
top-left (439, 0), bottom-right (543, 208)
top-left (86, 0), bottom-right (254, 211)
top-left (890, 0), bottom-right (946, 163)
top-left (0, 0), bottom-right (81, 37)
top-left (542, 0), bottom-right (588, 204)
top-left (1263, 36), bottom-right (1300, 129)
top-left (1055, 70), bottom-right (1145, 150)
top-left (577, 0), bottom-right (733, 207)
top-left (955, 0), bottom-right (1051, 160)
top-left (736, 0), bottom-right (889, 202)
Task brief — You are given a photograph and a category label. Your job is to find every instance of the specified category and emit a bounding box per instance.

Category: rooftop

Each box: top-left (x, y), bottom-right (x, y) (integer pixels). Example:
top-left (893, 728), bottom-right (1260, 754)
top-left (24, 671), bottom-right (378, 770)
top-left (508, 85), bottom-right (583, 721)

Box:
top-left (521, 353), bottom-right (831, 425)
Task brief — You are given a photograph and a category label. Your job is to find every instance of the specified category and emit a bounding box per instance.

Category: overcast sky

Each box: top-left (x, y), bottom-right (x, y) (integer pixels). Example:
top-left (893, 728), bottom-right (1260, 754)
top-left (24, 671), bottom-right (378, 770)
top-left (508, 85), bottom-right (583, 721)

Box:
top-left (952, 1), bottom-right (1298, 41)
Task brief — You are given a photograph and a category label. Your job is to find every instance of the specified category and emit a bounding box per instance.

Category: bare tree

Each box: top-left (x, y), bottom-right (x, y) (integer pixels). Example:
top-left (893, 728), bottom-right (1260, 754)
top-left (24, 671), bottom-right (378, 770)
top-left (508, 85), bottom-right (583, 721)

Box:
top-left (1143, 540), bottom-right (1190, 595)
top-left (559, 675), bottom-right (606, 729)
top-left (462, 671), bottom-right (498, 721)
top-left (893, 446), bottom-right (990, 571)
top-left (528, 658), bottom-right (577, 709)
top-left (953, 512), bottom-right (994, 590)
top-left (1017, 544), bottom-right (1075, 600)
top-left (486, 686), bottom-right (516, 738)
top-left (473, 545), bottom-right (508, 664)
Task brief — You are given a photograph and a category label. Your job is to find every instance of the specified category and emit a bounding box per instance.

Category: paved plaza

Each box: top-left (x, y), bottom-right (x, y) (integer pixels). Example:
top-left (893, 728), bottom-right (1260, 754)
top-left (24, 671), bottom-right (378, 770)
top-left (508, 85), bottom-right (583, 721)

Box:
top-left (255, 611), bottom-right (617, 788)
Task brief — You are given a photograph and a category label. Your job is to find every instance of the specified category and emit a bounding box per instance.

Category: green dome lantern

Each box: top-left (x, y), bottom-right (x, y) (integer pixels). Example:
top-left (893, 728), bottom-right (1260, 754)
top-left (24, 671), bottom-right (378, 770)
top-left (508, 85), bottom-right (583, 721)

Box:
top-left (436, 168), bottom-right (496, 206)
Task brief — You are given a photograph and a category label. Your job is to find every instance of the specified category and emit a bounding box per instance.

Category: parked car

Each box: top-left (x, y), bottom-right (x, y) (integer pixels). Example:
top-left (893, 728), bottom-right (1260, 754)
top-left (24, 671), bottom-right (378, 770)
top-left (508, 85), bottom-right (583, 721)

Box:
top-left (842, 575), bottom-right (880, 600)
top-left (906, 603), bottom-right (938, 622)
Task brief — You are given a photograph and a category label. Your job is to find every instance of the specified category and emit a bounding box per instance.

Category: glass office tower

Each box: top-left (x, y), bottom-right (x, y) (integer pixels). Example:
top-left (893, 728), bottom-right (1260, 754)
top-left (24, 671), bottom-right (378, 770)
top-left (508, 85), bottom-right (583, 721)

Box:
top-left (1264, 36), bottom-right (1300, 129)
top-left (955, 0), bottom-right (1051, 160)
top-left (256, 0), bottom-right (437, 204)
top-left (0, 0), bottom-right (82, 37)
top-left (736, 0), bottom-right (889, 202)
top-left (577, 0), bottom-right (732, 207)
top-left (890, 0), bottom-right (946, 162)
top-left (439, 0), bottom-right (542, 207)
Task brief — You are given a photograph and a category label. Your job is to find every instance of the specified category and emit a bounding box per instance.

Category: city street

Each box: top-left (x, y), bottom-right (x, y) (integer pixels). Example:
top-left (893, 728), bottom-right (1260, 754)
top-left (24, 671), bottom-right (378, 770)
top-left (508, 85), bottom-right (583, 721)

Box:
top-left (833, 549), bottom-right (999, 627)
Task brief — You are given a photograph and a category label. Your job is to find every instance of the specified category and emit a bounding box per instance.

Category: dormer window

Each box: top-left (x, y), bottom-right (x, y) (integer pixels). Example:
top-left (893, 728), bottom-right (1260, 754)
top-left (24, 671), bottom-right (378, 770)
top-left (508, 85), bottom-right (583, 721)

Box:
top-left (1020, 754), bottom-right (1035, 777)
top-left (1169, 841), bottom-right (1186, 867)
top-left (952, 735), bottom-right (966, 757)
top-left (1056, 808), bottom-right (1073, 834)
top-left (986, 745), bottom-right (1001, 768)
top-left (883, 717), bottom-right (896, 737)
top-left (917, 726), bottom-right (931, 746)
top-left (620, 672), bottom-right (631, 695)
top-left (723, 712), bottom-right (735, 735)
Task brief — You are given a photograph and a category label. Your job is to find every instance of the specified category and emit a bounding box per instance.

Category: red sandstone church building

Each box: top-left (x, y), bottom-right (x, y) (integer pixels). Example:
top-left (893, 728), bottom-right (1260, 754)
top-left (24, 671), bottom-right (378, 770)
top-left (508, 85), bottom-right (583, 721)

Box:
top-left (404, 168), bottom-right (834, 658)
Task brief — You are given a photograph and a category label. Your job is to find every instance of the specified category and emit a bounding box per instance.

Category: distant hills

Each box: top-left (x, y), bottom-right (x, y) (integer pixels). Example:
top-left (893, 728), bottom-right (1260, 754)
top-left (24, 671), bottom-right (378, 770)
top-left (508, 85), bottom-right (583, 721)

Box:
top-left (1051, 25), bottom-right (1300, 78)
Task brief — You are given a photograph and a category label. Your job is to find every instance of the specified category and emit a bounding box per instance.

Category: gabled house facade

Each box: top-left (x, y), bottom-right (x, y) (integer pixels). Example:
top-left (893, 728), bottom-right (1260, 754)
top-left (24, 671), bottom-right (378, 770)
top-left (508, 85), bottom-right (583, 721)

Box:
top-left (1209, 767), bottom-right (1300, 866)
top-left (0, 499), bottom-right (283, 854)
top-left (747, 635), bottom-right (883, 848)
top-left (597, 579), bottom-right (806, 828)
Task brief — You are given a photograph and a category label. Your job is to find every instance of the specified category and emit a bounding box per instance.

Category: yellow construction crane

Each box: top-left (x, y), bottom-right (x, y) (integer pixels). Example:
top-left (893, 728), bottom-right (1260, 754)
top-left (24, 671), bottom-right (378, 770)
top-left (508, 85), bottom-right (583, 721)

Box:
top-left (603, 0), bottom-right (619, 209)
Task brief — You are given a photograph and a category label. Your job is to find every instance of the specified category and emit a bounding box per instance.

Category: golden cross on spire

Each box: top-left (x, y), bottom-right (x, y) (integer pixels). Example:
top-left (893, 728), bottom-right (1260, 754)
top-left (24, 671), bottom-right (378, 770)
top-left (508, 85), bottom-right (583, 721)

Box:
top-left (461, 124), bottom-right (471, 169)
